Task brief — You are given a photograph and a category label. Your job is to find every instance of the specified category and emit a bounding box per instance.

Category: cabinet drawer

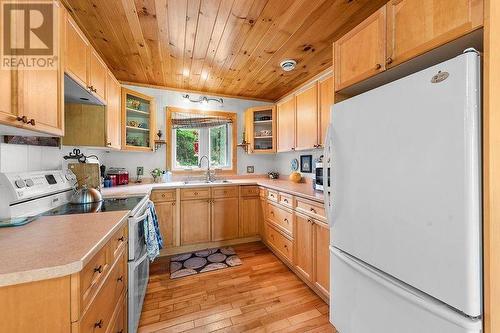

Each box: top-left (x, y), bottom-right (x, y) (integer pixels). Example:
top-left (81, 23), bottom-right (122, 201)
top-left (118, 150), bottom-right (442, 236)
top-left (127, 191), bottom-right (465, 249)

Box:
top-left (212, 186), bottom-right (238, 198)
top-left (109, 226), bottom-right (127, 260)
top-left (267, 190), bottom-right (278, 202)
top-left (240, 185), bottom-right (260, 197)
top-left (278, 192), bottom-right (294, 208)
top-left (180, 187), bottom-right (210, 200)
top-left (296, 198), bottom-right (326, 221)
top-left (151, 189), bottom-right (176, 202)
top-left (79, 250), bottom-right (126, 333)
top-left (266, 202), bottom-right (293, 236)
top-left (266, 224), bottom-right (293, 262)
top-left (109, 292), bottom-right (127, 333)
top-left (80, 242), bottom-right (111, 312)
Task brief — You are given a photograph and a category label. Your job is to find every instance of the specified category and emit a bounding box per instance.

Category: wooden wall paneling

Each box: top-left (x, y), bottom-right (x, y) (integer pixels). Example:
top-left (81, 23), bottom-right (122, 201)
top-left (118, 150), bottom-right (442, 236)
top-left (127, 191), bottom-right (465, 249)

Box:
top-left (483, 0), bottom-right (500, 332)
top-left (62, 0), bottom-right (387, 100)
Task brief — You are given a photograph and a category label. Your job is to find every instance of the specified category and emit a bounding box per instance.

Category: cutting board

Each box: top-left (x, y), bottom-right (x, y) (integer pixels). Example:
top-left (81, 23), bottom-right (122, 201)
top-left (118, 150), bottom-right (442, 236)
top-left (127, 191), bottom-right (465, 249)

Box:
top-left (68, 163), bottom-right (101, 189)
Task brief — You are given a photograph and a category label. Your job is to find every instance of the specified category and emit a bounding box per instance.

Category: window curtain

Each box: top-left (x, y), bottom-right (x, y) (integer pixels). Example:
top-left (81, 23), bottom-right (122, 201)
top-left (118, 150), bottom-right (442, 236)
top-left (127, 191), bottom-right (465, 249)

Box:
top-left (171, 112), bottom-right (233, 129)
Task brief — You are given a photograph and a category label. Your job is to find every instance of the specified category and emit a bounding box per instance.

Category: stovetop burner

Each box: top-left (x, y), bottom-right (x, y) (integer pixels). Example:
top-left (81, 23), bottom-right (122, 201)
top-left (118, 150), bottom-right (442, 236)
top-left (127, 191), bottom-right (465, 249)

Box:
top-left (42, 196), bottom-right (145, 216)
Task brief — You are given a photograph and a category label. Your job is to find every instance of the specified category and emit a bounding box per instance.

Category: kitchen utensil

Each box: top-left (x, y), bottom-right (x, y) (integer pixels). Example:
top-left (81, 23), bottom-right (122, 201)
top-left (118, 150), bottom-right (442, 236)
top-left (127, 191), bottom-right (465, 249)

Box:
top-left (70, 185), bottom-right (103, 204)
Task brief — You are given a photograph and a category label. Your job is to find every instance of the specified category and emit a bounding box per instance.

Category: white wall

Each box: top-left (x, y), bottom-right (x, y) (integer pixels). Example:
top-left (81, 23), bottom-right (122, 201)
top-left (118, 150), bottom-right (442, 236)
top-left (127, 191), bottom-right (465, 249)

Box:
top-left (0, 86), bottom-right (277, 176)
top-left (273, 149), bottom-right (324, 178)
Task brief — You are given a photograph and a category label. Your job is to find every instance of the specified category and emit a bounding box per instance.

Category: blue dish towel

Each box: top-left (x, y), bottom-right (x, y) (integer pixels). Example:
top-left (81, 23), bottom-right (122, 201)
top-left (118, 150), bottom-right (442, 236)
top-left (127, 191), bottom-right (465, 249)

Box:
top-left (143, 200), bottom-right (164, 262)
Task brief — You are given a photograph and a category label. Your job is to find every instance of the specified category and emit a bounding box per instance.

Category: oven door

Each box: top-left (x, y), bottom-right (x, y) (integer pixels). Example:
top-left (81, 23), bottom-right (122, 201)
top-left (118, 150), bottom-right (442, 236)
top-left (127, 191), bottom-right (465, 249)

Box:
top-left (128, 250), bottom-right (149, 333)
top-left (128, 199), bottom-right (149, 261)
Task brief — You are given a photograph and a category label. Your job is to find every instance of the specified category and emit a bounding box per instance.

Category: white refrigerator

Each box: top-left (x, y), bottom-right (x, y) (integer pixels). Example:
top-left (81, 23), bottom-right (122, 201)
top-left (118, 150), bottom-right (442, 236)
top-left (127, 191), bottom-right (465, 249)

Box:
top-left (323, 51), bottom-right (482, 333)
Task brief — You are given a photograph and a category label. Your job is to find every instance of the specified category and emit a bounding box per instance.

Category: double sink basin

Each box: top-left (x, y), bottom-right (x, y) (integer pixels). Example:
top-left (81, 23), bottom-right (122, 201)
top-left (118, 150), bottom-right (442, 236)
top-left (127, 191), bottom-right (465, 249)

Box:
top-left (182, 179), bottom-right (232, 185)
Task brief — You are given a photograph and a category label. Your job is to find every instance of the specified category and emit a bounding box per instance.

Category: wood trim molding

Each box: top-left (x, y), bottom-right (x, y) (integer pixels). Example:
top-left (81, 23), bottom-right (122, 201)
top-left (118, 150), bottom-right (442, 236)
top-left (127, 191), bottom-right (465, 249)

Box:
top-left (483, 0), bottom-right (500, 332)
top-left (165, 107), bottom-right (238, 175)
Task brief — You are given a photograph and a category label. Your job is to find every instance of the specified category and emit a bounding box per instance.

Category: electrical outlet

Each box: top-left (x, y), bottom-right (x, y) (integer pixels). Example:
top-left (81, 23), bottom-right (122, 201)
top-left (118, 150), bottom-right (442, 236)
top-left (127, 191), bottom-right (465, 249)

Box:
top-left (246, 166), bottom-right (254, 173)
top-left (137, 166), bottom-right (144, 176)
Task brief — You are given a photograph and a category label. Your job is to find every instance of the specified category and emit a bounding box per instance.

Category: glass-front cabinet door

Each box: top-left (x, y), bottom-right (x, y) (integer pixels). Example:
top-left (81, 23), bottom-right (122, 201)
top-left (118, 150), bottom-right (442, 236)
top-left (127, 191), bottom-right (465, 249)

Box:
top-left (122, 88), bottom-right (155, 151)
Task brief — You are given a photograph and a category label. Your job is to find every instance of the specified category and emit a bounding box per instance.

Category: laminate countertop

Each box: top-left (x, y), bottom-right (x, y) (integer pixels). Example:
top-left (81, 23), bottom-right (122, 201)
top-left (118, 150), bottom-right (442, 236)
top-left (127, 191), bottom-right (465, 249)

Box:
top-left (101, 178), bottom-right (325, 203)
top-left (0, 211), bottom-right (129, 287)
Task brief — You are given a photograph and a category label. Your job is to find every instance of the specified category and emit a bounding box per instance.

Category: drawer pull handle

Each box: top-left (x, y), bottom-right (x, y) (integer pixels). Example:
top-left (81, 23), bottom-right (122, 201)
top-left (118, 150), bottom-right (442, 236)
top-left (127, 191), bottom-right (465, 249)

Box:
top-left (310, 207), bottom-right (317, 214)
top-left (284, 218), bottom-right (289, 224)
top-left (270, 211), bottom-right (274, 215)
top-left (117, 276), bottom-right (123, 282)
top-left (94, 265), bottom-right (103, 273)
top-left (375, 63), bottom-right (382, 70)
top-left (118, 236), bottom-right (125, 242)
top-left (308, 219), bottom-right (313, 224)
top-left (94, 319), bottom-right (103, 328)
top-left (283, 198), bottom-right (288, 203)
top-left (117, 330), bottom-right (124, 333)
top-left (172, 202), bottom-right (176, 206)
top-left (194, 192), bottom-right (198, 195)
top-left (162, 194), bottom-right (165, 197)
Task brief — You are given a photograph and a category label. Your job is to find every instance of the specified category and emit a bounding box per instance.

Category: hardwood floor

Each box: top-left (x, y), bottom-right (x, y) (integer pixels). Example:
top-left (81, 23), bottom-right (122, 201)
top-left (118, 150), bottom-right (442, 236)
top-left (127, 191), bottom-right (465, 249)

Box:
top-left (138, 242), bottom-right (336, 333)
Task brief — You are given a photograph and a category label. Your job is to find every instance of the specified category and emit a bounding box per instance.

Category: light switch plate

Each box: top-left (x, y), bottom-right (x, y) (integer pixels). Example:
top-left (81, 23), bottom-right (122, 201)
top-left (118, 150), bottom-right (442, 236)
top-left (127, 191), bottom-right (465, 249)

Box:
top-left (137, 166), bottom-right (144, 176)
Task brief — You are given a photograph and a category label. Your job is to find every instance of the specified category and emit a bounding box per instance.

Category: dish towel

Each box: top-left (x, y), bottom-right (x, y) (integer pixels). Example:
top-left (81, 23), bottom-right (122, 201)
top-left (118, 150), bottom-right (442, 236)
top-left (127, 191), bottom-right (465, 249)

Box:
top-left (143, 200), bottom-right (164, 262)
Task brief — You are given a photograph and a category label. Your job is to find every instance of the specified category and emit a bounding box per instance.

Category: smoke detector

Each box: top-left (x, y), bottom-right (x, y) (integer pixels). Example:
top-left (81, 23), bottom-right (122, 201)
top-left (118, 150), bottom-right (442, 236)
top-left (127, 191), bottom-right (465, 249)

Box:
top-left (280, 59), bottom-right (297, 72)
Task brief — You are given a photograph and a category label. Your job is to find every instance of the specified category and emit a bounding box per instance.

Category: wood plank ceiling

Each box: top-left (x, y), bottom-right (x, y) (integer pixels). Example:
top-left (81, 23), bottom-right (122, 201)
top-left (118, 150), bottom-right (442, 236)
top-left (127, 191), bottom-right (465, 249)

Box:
top-left (65, 0), bottom-right (387, 101)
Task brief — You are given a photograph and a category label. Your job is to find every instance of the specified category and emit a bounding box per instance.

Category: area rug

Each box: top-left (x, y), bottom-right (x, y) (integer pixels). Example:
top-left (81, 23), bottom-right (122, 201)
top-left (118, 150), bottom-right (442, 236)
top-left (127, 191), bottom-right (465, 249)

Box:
top-left (169, 247), bottom-right (242, 279)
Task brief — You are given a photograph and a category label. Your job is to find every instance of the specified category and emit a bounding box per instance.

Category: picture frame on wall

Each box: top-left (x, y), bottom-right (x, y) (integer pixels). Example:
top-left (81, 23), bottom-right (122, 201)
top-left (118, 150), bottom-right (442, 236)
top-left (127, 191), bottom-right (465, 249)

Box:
top-left (300, 155), bottom-right (313, 173)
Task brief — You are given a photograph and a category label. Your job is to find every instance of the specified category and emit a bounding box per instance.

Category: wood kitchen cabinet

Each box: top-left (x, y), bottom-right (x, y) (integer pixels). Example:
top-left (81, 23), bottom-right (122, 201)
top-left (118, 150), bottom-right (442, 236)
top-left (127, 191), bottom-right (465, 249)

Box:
top-left (89, 49), bottom-right (107, 101)
top-left (244, 105), bottom-right (276, 154)
top-left (319, 75), bottom-right (333, 146)
top-left (239, 196), bottom-right (260, 237)
top-left (106, 71), bottom-right (122, 149)
top-left (64, 9), bottom-right (106, 103)
top-left (65, 14), bottom-right (89, 89)
top-left (155, 201), bottom-right (176, 248)
top-left (212, 197), bottom-right (239, 241)
top-left (294, 212), bottom-right (314, 281)
top-left (7, 1), bottom-right (64, 136)
top-left (181, 198), bottom-right (211, 245)
top-left (386, 0), bottom-right (483, 68)
top-left (277, 98), bottom-right (296, 152)
top-left (313, 221), bottom-right (330, 297)
top-left (0, 70), bottom-right (17, 127)
top-left (295, 84), bottom-right (319, 150)
top-left (334, 6), bottom-right (387, 91)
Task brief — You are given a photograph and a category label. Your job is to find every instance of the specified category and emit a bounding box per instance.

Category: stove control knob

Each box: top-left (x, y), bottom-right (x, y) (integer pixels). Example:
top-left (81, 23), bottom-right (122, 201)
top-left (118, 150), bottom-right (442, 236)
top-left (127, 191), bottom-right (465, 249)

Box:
top-left (15, 179), bottom-right (26, 188)
top-left (25, 179), bottom-right (34, 187)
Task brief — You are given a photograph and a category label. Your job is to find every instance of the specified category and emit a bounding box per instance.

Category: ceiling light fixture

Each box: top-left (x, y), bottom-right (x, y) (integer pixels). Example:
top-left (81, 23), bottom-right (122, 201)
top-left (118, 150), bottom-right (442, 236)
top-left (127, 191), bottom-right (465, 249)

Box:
top-left (279, 59), bottom-right (297, 72)
top-left (182, 94), bottom-right (223, 105)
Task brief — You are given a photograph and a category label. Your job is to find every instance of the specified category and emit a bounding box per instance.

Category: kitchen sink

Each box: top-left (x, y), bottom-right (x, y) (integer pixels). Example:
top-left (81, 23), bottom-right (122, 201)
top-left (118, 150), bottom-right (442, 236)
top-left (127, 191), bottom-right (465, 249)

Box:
top-left (183, 179), bottom-right (232, 185)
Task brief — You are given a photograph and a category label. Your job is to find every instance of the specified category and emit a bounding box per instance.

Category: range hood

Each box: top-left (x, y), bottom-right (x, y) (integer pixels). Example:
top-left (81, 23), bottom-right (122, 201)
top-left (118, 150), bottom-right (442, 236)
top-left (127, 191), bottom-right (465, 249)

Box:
top-left (64, 74), bottom-right (104, 105)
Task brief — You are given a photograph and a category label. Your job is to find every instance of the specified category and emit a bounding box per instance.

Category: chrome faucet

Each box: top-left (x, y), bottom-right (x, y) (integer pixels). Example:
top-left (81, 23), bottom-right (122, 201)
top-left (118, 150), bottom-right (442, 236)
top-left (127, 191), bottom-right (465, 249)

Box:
top-left (199, 155), bottom-right (214, 182)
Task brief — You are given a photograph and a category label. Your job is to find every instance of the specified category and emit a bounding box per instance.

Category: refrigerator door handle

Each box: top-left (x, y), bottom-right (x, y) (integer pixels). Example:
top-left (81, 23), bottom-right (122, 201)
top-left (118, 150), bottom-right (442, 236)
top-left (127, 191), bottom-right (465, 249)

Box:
top-left (323, 122), bottom-right (334, 226)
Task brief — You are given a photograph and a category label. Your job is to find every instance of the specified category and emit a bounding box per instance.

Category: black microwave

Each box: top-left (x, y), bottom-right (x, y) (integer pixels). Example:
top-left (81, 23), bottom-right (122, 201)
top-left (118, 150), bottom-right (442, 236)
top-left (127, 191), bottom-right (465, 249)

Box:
top-left (314, 160), bottom-right (324, 192)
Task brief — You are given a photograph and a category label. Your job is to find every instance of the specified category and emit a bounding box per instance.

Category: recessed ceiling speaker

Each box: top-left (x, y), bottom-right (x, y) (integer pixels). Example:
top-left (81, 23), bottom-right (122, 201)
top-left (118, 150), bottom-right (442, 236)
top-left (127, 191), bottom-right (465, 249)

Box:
top-left (280, 59), bottom-right (297, 72)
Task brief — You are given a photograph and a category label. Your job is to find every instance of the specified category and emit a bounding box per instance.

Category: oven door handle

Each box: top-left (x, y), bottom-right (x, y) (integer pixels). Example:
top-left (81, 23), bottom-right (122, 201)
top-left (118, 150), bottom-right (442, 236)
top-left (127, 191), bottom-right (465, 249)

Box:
top-left (129, 211), bottom-right (148, 224)
top-left (132, 251), bottom-right (149, 268)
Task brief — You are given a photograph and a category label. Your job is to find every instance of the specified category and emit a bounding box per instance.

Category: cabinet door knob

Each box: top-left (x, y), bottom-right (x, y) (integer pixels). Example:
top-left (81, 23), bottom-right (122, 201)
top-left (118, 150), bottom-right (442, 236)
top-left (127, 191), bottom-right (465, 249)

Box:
top-left (107, 142), bottom-right (112, 146)
top-left (117, 276), bottom-right (123, 282)
top-left (310, 207), bottom-right (317, 214)
top-left (16, 115), bottom-right (27, 123)
top-left (375, 63), bottom-right (382, 70)
top-left (94, 265), bottom-right (103, 273)
top-left (172, 202), bottom-right (175, 206)
top-left (386, 57), bottom-right (393, 65)
top-left (118, 236), bottom-right (125, 242)
top-left (27, 118), bottom-right (35, 126)
top-left (94, 319), bottom-right (103, 328)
